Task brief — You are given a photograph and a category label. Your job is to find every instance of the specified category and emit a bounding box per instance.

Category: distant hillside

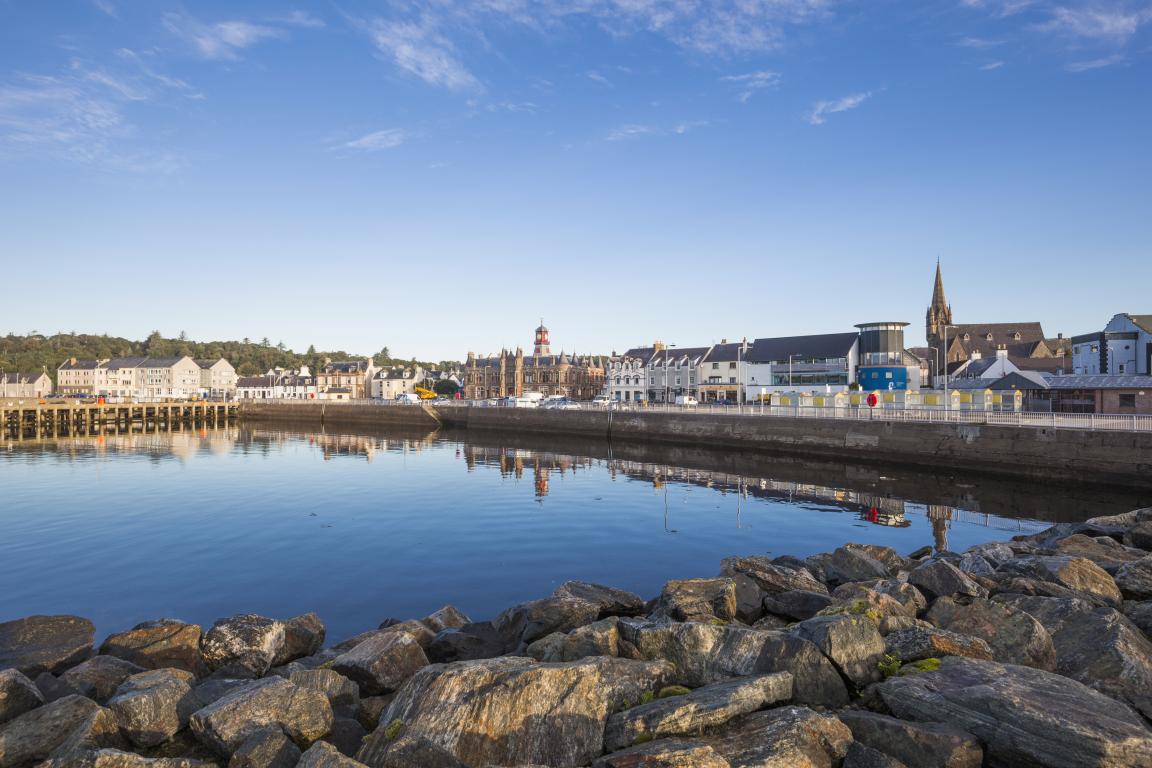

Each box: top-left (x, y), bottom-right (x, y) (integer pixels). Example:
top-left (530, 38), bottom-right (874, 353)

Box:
top-left (0, 332), bottom-right (459, 381)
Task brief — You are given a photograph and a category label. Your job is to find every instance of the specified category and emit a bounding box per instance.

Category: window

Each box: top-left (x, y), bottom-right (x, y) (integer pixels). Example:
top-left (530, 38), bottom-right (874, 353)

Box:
top-left (712, 362), bottom-right (719, 369)
top-left (1119, 394), bottom-right (1137, 408)
top-left (729, 362), bottom-right (737, 369)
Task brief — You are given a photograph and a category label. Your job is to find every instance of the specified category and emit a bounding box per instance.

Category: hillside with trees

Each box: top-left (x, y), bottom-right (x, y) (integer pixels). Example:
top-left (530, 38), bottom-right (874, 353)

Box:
top-left (0, 331), bottom-right (460, 381)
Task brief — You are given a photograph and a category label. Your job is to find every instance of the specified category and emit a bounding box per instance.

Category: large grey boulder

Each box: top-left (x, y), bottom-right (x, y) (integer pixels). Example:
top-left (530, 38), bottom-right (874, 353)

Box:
top-left (1124, 520), bottom-right (1152, 550)
top-left (603, 672), bottom-right (792, 751)
top-left (998, 556), bottom-right (1123, 607)
top-left (418, 606), bottom-right (470, 634)
top-left (0, 615), bottom-right (95, 677)
top-left (491, 597), bottom-right (601, 653)
top-left (274, 613), bottom-right (326, 666)
top-left (199, 615), bottom-right (285, 679)
top-left (425, 622), bottom-right (504, 664)
top-left (289, 668), bottom-right (360, 718)
top-left (823, 546), bottom-right (891, 585)
top-left (707, 705), bottom-right (852, 767)
top-left (188, 677), bottom-right (333, 756)
top-left (720, 556), bottom-right (828, 595)
top-left (33, 670), bottom-right (79, 702)
top-left (299, 740), bottom-right (369, 767)
top-left (925, 597), bottom-right (1056, 670)
top-left (60, 655), bottom-right (146, 703)
top-left (0, 669), bottom-right (43, 725)
top-left (618, 620), bottom-right (849, 707)
top-left (1052, 535), bottom-right (1147, 573)
top-left (359, 733), bottom-right (465, 768)
top-left (1116, 556), bottom-right (1152, 600)
top-left (788, 614), bottom-right (887, 688)
top-left (651, 578), bottom-right (738, 624)
top-left (526, 618), bottom-right (622, 662)
top-left (329, 631), bottom-right (429, 696)
top-left (883, 627), bottom-right (993, 663)
top-left (100, 620), bottom-right (205, 676)
top-left (844, 742), bottom-right (909, 768)
top-left (762, 590), bottom-right (834, 621)
top-left (878, 656), bottom-right (1152, 768)
top-left (108, 668), bottom-right (199, 748)
top-left (359, 655), bottom-right (671, 768)
top-left (229, 726), bottom-right (301, 768)
top-left (594, 738), bottom-right (728, 767)
top-left (908, 561), bottom-right (987, 602)
top-left (836, 580), bottom-right (927, 617)
top-left (38, 750), bottom-right (218, 767)
top-left (324, 716), bottom-right (367, 758)
top-left (837, 710), bottom-right (982, 768)
top-left (553, 581), bottom-right (645, 617)
top-left (0, 694), bottom-right (123, 766)
top-left (1123, 600), bottom-right (1152, 638)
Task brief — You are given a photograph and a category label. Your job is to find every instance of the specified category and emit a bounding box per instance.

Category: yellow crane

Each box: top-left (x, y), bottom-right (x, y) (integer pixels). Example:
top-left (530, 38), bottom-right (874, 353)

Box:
top-left (413, 386), bottom-right (438, 400)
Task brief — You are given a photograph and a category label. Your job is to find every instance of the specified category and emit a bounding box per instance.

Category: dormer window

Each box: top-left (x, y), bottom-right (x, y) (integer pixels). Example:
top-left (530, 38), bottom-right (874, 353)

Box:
top-left (1012, 332), bottom-right (1021, 340)
top-left (963, 333), bottom-right (971, 342)
top-left (985, 333), bottom-right (994, 341)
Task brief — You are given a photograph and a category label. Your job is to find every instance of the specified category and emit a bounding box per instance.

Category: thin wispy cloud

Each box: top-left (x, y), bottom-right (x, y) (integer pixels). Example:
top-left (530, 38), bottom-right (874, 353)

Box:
top-left (720, 70), bottom-right (782, 103)
top-left (365, 18), bottom-right (481, 92)
top-left (1066, 52), bottom-right (1125, 69)
top-left (275, 11), bottom-right (326, 29)
top-left (605, 120), bottom-right (708, 141)
top-left (956, 36), bottom-right (1005, 47)
top-left (92, 0), bottom-right (117, 18)
top-left (163, 13), bottom-right (286, 61)
top-left (343, 128), bottom-right (407, 151)
top-left (960, 0), bottom-right (1037, 17)
top-left (980, 60), bottom-right (1007, 69)
top-left (808, 91), bottom-right (872, 125)
top-left (1038, 5), bottom-right (1149, 43)
top-left (586, 71), bottom-right (613, 87)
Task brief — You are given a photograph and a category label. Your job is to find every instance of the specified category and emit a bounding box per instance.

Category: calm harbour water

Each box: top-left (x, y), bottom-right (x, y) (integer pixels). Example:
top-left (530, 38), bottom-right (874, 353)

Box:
top-left (2, 424), bottom-right (1147, 644)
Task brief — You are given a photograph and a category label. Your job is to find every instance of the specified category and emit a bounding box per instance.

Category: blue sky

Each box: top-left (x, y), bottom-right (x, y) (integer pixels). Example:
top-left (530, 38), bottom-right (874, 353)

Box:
top-left (1, 1), bottom-right (1149, 360)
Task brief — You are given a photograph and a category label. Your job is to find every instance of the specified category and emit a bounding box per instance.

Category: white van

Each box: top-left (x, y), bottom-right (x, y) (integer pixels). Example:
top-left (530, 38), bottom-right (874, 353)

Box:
top-left (675, 395), bottom-right (699, 407)
top-left (590, 395), bottom-right (614, 407)
top-left (395, 393), bottom-right (420, 404)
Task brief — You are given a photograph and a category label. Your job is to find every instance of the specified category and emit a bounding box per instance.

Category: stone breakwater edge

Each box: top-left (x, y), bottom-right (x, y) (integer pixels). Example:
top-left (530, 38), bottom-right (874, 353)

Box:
top-left (3, 509), bottom-right (1152, 768)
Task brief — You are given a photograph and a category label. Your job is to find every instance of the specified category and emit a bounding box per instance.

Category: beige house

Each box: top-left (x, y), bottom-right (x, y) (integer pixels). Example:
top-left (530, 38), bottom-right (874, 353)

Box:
top-left (196, 358), bottom-right (238, 399)
top-left (57, 359), bottom-right (105, 394)
top-left (317, 359), bottom-right (376, 399)
top-left (56, 356), bottom-right (205, 400)
top-left (1, 371), bottom-right (52, 398)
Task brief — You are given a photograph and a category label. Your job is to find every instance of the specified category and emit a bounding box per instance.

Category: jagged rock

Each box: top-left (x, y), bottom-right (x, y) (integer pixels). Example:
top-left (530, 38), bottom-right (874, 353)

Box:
top-left (491, 597), bottom-right (601, 653)
top-left (273, 613), bottom-right (326, 666)
top-left (956, 553), bottom-right (995, 576)
top-left (329, 631), bottom-right (428, 696)
top-left (924, 597), bottom-right (1056, 670)
top-left (425, 623), bottom-right (503, 664)
top-left (823, 547), bottom-right (891, 585)
top-left (877, 615), bottom-right (927, 636)
top-left (39, 750), bottom-right (218, 767)
top-left (878, 656), bottom-right (1152, 768)
top-left (788, 615), bottom-right (887, 687)
top-left (1123, 600), bottom-right (1152, 637)
top-left (300, 740), bottom-right (369, 767)
top-left (763, 590), bottom-right (833, 621)
top-left (0, 615), bottom-right (94, 677)
top-left (360, 655), bottom-right (670, 768)
top-left (604, 672), bottom-right (792, 751)
top-left (729, 573), bottom-right (768, 624)
top-left (358, 733), bottom-right (465, 768)
top-left (356, 695), bottom-right (392, 731)
top-left (100, 620), bottom-right (205, 676)
top-left (229, 726), bottom-right (301, 768)
top-left (60, 655), bottom-right (146, 703)
top-left (837, 710), bottom-right (982, 768)
top-left (720, 556), bottom-right (828, 595)
top-left (108, 668), bottom-right (199, 748)
top-left (751, 614), bottom-right (790, 631)
top-left (843, 742), bottom-right (909, 768)
top-left (1052, 535), bottom-right (1147, 573)
top-left (618, 620), bottom-right (848, 707)
top-left (831, 582), bottom-right (923, 618)
top-left (34, 670), bottom-right (79, 702)
top-left (1116, 556), bottom-right (1152, 600)
top-left (553, 582), bottom-right (645, 617)
top-left (191, 679), bottom-right (251, 709)
top-left (188, 677), bottom-right (333, 756)
top-left (883, 627), bottom-right (993, 663)
top-left (289, 669), bottom-right (360, 718)
top-left (0, 694), bottom-right (123, 766)
top-left (199, 615), bottom-right (285, 679)
top-left (593, 738), bottom-right (728, 767)
top-left (989, 575), bottom-right (1086, 601)
top-left (998, 556), bottom-right (1122, 607)
top-left (651, 579), bottom-right (738, 624)
top-left (1086, 508), bottom-right (1152, 531)
top-left (324, 717), bottom-right (367, 757)
top-left (908, 560), bottom-right (987, 602)
top-left (526, 618), bottom-right (621, 662)
top-left (418, 606), bottom-right (470, 634)
top-left (376, 622), bottom-right (435, 649)
top-left (1124, 520), bottom-right (1152, 550)
top-left (993, 594), bottom-right (1152, 715)
top-left (845, 544), bottom-right (911, 575)
top-left (964, 542), bottom-right (1016, 567)
top-left (0, 669), bottom-right (43, 725)
top-left (707, 706), bottom-right (852, 767)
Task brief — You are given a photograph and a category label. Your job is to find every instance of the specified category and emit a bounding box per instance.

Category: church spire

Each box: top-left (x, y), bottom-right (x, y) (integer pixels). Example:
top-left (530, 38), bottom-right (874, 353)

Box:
top-left (926, 258), bottom-right (953, 351)
top-left (932, 257), bottom-right (947, 308)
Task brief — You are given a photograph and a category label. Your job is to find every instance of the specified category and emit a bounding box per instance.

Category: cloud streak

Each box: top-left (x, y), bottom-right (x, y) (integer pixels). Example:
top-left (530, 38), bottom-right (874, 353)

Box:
top-left (720, 70), bottom-right (782, 103)
top-left (163, 13), bottom-right (287, 61)
top-left (365, 18), bottom-right (482, 92)
top-left (343, 128), bottom-right (407, 151)
top-left (807, 91), bottom-right (872, 125)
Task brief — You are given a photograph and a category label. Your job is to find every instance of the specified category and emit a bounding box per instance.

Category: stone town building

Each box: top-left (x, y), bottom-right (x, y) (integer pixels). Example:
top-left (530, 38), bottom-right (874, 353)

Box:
top-left (57, 359), bottom-right (103, 395)
top-left (606, 345), bottom-right (659, 403)
top-left (464, 323), bottom-right (605, 400)
top-left (645, 346), bottom-right (712, 403)
top-left (316, 358), bottom-right (376, 399)
top-left (55, 356), bottom-right (203, 400)
top-left (925, 261), bottom-right (1070, 383)
top-left (0, 371), bottom-right (52, 398)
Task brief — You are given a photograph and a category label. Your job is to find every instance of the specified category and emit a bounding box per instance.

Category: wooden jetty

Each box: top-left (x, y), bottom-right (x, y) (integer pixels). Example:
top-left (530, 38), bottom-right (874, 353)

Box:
top-left (1, 400), bottom-right (238, 439)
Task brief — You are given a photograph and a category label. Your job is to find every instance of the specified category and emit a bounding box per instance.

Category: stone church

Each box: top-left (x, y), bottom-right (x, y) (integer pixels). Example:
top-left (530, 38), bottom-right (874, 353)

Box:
top-left (464, 323), bottom-right (606, 401)
top-left (925, 261), bottom-right (1070, 379)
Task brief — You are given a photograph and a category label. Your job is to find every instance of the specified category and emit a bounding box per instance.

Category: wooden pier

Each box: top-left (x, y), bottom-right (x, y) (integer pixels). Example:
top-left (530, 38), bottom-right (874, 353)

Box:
top-left (1, 400), bottom-right (238, 439)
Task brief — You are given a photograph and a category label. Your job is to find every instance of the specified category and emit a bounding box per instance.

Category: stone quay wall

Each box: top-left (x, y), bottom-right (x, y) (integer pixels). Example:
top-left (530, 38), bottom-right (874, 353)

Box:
top-left (238, 401), bottom-right (1152, 488)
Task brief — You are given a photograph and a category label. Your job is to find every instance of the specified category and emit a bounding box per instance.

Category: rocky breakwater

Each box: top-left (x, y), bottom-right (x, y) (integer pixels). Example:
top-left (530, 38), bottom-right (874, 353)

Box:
top-left (5, 511), bottom-right (1152, 767)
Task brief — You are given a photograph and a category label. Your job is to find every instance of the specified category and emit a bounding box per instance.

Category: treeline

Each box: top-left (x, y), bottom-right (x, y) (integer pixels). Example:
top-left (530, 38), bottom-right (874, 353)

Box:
top-left (0, 332), bottom-right (460, 380)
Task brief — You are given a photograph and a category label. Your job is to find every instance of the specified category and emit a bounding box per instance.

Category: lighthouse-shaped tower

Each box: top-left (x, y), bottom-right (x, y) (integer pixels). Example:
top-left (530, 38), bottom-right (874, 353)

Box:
top-left (534, 320), bottom-right (551, 357)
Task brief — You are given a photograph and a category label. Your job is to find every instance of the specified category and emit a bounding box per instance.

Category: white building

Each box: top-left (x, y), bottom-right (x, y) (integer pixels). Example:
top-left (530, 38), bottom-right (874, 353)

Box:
top-left (236, 369), bottom-right (317, 400)
top-left (606, 346), bottom-right (657, 402)
top-left (1, 371), bottom-right (52, 398)
top-left (196, 359), bottom-right (238, 399)
top-left (698, 340), bottom-right (750, 403)
top-left (1072, 313), bottom-right (1152, 376)
top-left (371, 366), bottom-right (425, 400)
top-left (744, 332), bottom-right (859, 400)
top-left (57, 359), bottom-right (103, 394)
top-left (646, 346), bottom-right (712, 403)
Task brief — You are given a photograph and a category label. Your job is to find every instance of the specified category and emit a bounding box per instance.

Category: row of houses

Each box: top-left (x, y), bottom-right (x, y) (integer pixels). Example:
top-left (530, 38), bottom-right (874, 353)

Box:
top-left (52, 357), bottom-right (237, 400)
top-left (236, 362), bottom-right (462, 401)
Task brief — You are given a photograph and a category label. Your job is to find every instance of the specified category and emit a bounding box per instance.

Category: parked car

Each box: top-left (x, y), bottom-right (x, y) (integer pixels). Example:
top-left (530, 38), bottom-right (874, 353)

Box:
top-left (590, 395), bottom-right (614, 407)
top-left (542, 398), bottom-right (580, 410)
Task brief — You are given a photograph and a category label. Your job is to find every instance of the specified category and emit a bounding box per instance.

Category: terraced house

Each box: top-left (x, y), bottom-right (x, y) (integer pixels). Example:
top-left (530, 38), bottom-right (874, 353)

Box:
top-left (55, 356), bottom-right (212, 400)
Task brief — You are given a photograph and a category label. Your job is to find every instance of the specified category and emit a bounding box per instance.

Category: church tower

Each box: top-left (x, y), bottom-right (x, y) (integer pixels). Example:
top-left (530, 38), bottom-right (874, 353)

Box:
top-left (925, 259), bottom-right (953, 350)
top-left (533, 320), bottom-right (551, 357)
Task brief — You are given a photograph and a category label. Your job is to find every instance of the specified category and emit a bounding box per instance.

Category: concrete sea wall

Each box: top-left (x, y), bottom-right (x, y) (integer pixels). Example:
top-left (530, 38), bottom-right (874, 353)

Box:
top-left (238, 402), bottom-right (1152, 488)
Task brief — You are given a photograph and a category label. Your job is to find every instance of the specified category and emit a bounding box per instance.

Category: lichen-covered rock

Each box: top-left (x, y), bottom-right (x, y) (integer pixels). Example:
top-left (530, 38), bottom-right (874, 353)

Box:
top-left (356, 695), bottom-right (393, 731)
top-left (651, 579), bottom-right (738, 624)
top-left (998, 556), bottom-right (1123, 607)
top-left (720, 556), bottom-right (828, 595)
top-left (360, 655), bottom-right (671, 768)
top-left (593, 738), bottom-right (729, 767)
top-left (299, 740), bottom-right (369, 767)
top-left (707, 706), bottom-right (852, 767)
top-left (60, 655), bottom-right (146, 703)
top-left (837, 710), bottom-right (982, 768)
top-left (763, 590), bottom-right (834, 621)
top-left (0, 669), bottom-right (43, 726)
top-left (39, 750), bottom-right (218, 767)
top-left (0, 694), bottom-right (123, 766)
top-left (553, 581), bottom-right (645, 617)
top-left (908, 561), bottom-right (987, 602)
top-left (604, 673), bottom-right (793, 751)
top-left (418, 606), bottom-right (470, 634)
top-left (100, 620), bottom-right (205, 676)
top-left (788, 615), bottom-right (887, 688)
top-left (878, 656), bottom-right (1152, 768)
top-left (188, 677), bottom-right (333, 756)
top-left (823, 547), bottom-right (891, 585)
top-left (329, 631), bottom-right (429, 696)
top-left (526, 618), bottom-right (621, 662)
top-left (491, 597), bottom-right (601, 653)
top-left (831, 582), bottom-right (923, 619)
top-left (229, 726), bottom-right (301, 768)
top-left (289, 669), bottom-right (360, 718)
top-left (618, 620), bottom-right (848, 707)
top-left (108, 668), bottom-right (199, 748)
top-left (883, 627), bottom-right (993, 663)
top-left (199, 615), bottom-right (285, 679)
top-left (0, 615), bottom-right (95, 677)
top-left (1115, 556), bottom-right (1152, 601)
top-left (274, 613), bottom-right (326, 667)
top-left (925, 597), bottom-right (1056, 670)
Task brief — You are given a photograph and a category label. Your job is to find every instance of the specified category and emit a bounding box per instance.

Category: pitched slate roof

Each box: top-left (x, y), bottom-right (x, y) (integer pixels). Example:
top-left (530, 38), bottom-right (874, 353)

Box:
top-left (1042, 374), bottom-right (1152, 389)
top-left (1128, 315), bottom-right (1152, 334)
top-left (0, 372), bottom-right (49, 383)
top-left (649, 346), bottom-right (711, 365)
top-left (701, 342), bottom-right (747, 364)
top-left (949, 323), bottom-right (1048, 359)
top-left (58, 359), bottom-right (103, 370)
top-left (747, 333), bottom-right (858, 364)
